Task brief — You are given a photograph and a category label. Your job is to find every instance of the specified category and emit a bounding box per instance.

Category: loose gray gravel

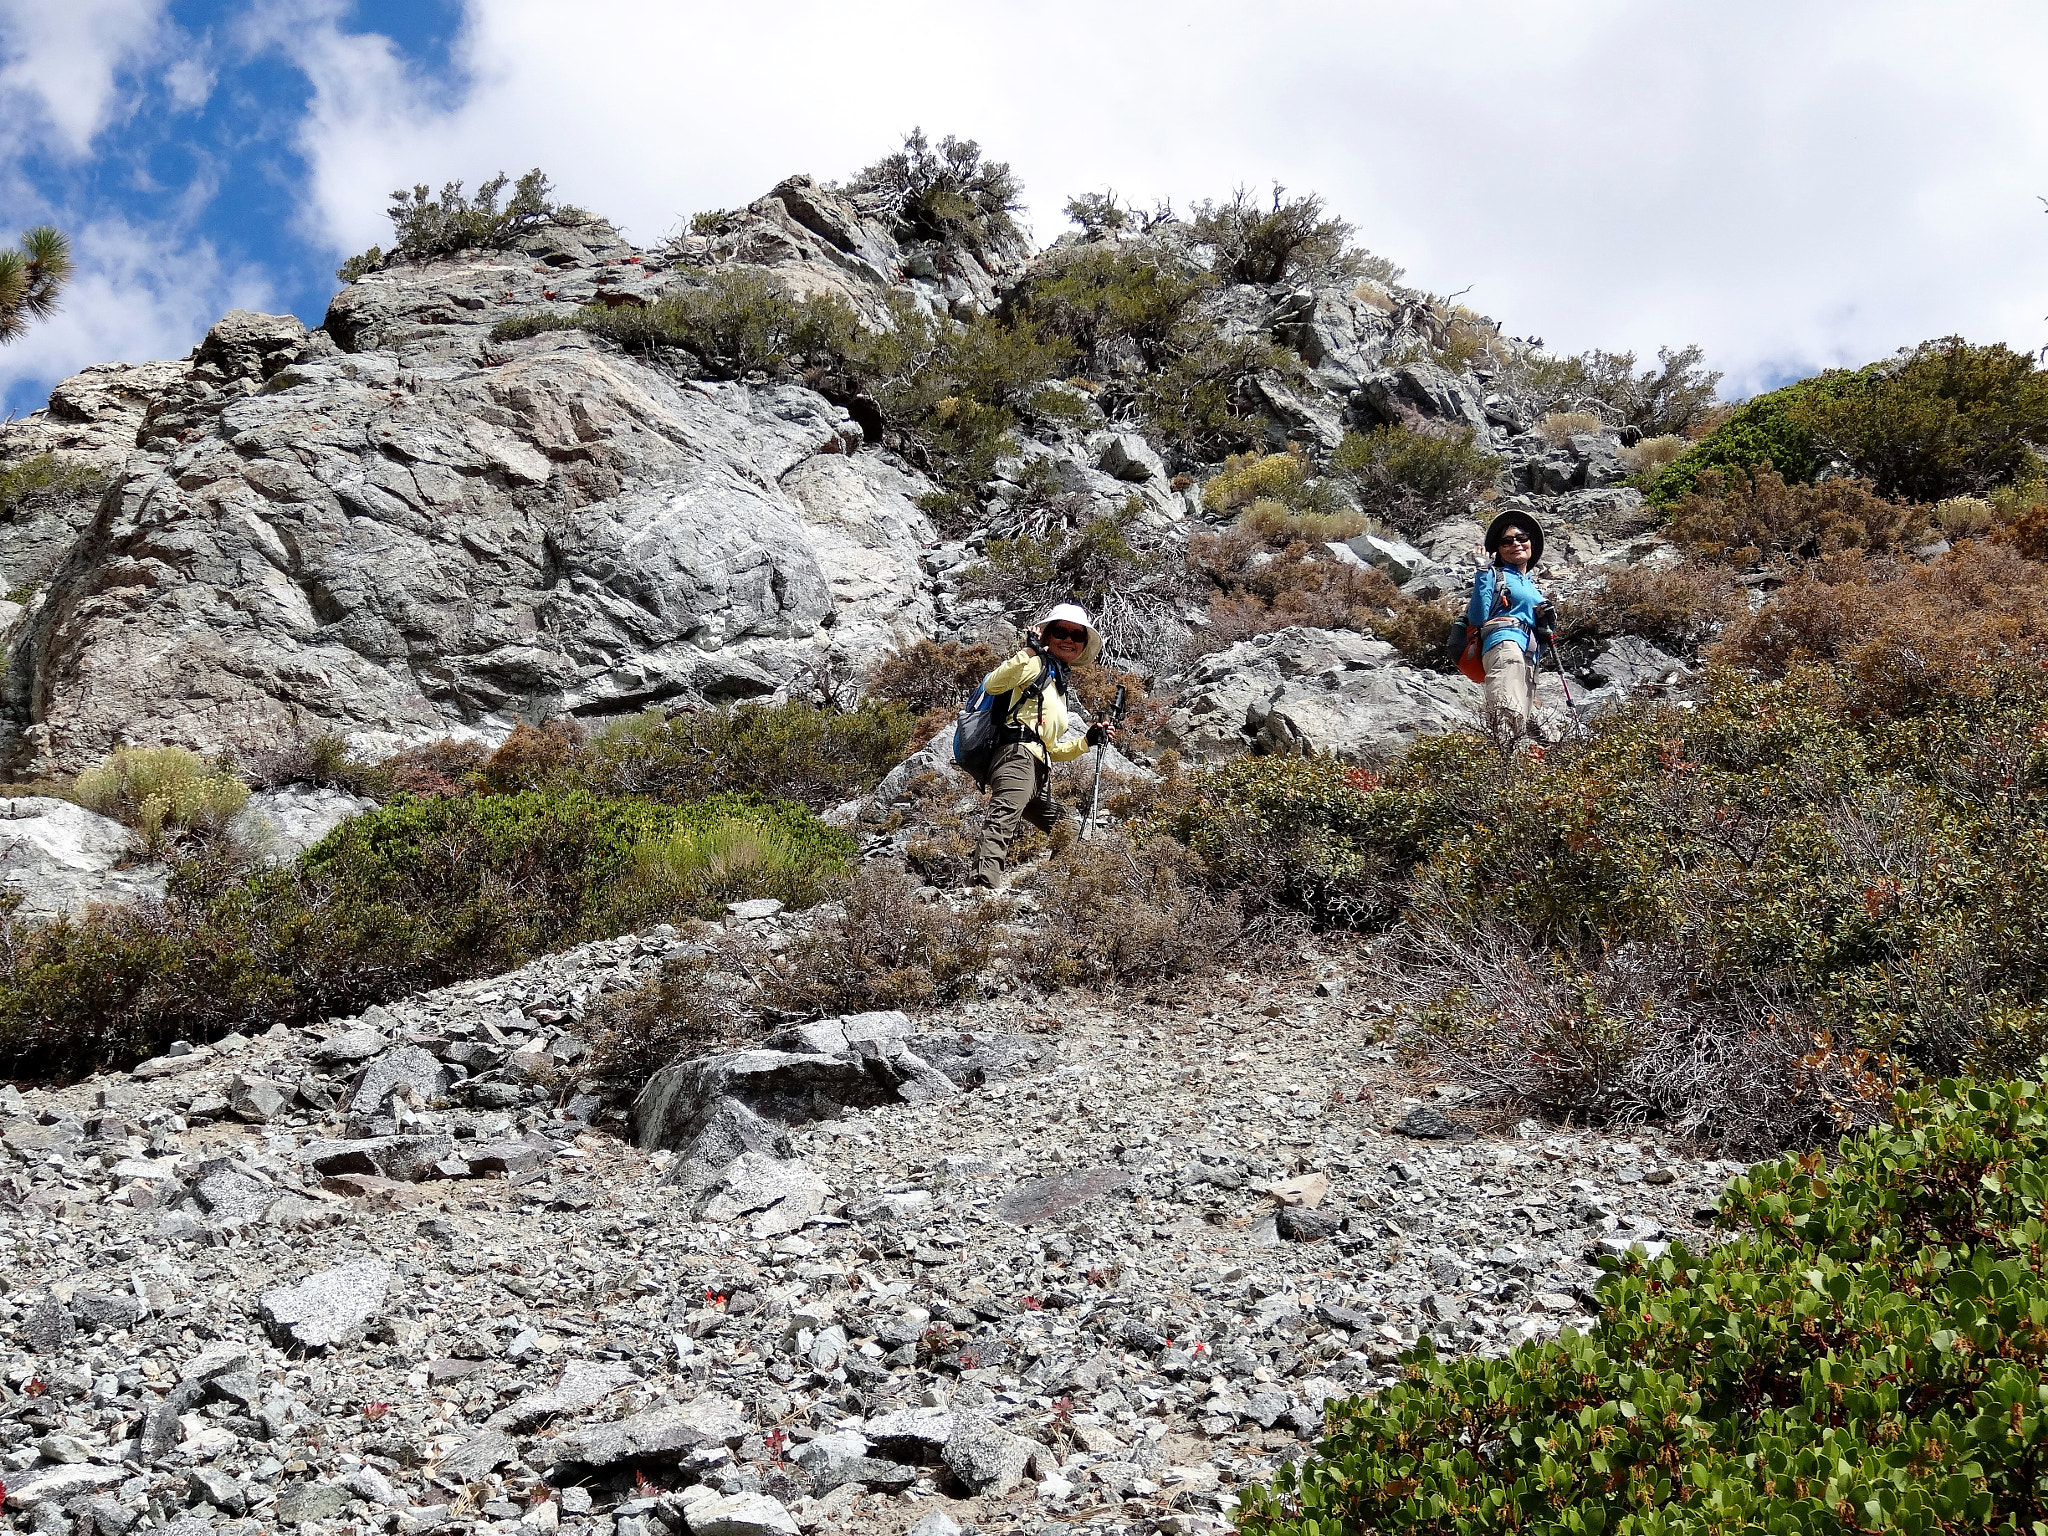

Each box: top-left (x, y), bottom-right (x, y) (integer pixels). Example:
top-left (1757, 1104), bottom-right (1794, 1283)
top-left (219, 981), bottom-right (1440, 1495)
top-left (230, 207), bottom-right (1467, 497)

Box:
top-left (0, 916), bottom-right (1737, 1536)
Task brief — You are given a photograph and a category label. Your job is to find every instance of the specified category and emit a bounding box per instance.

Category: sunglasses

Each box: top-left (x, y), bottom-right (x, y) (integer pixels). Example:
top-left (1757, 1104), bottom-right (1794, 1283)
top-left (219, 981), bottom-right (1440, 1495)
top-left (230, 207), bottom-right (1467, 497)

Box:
top-left (1043, 626), bottom-right (1088, 644)
top-left (1498, 532), bottom-right (1531, 545)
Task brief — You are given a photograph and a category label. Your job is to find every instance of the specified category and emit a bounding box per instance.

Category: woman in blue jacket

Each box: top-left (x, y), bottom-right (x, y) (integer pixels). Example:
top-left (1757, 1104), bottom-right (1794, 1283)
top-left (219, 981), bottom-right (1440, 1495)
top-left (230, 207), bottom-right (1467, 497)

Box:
top-left (1467, 509), bottom-right (1552, 739)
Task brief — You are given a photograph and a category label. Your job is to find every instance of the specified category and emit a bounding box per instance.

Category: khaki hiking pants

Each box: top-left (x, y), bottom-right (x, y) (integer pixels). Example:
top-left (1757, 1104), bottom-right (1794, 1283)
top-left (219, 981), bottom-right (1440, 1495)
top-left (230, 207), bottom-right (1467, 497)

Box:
top-left (974, 742), bottom-right (1054, 887)
top-left (1483, 640), bottom-right (1537, 739)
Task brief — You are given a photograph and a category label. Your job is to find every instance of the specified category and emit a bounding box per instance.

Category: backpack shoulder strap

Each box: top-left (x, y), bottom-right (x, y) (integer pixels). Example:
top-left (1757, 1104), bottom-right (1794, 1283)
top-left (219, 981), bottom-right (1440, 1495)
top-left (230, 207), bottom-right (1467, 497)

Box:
top-left (1000, 656), bottom-right (1056, 725)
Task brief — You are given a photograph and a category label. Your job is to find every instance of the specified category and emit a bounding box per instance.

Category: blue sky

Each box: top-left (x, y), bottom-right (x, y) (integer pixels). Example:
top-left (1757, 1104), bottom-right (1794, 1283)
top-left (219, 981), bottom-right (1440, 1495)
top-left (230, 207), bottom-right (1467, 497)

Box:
top-left (3, 0), bottom-right (2046, 418)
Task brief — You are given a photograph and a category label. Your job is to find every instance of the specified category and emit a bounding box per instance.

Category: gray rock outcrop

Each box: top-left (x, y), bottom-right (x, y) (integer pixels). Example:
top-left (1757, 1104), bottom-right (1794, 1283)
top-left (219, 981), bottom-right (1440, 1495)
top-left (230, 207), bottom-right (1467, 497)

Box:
top-left (229, 785), bottom-right (376, 863)
top-left (0, 185), bottom-right (960, 774)
top-left (1161, 627), bottom-right (1481, 762)
top-left (0, 796), bottom-right (166, 917)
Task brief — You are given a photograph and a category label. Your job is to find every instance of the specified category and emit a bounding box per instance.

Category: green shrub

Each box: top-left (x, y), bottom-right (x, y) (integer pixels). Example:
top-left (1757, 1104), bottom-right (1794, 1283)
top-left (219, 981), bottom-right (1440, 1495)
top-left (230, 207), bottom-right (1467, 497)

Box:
top-left (851, 129), bottom-right (1023, 253)
top-left (1645, 367), bottom-right (1869, 504)
top-left (1241, 1071), bottom-right (2048, 1536)
top-left (1789, 336), bottom-right (2048, 503)
top-left (66, 746), bottom-right (249, 852)
top-left (600, 808), bottom-right (850, 926)
top-left (1332, 424), bottom-right (1500, 534)
top-left (337, 168), bottom-right (575, 280)
top-left (1187, 185), bottom-right (1360, 286)
top-left (1132, 330), bottom-right (1295, 458)
top-left (1199, 445), bottom-right (1366, 545)
top-left (1009, 238), bottom-right (1303, 460)
top-left (1669, 465), bottom-right (1929, 567)
top-left (0, 789), bottom-right (849, 1077)
top-left (1649, 339), bottom-right (2048, 506)
top-left (1020, 242), bottom-right (1213, 365)
top-left (492, 268), bottom-right (868, 377)
top-left (0, 453), bottom-right (108, 518)
top-left (572, 699), bottom-right (915, 811)
top-left (1154, 755), bottom-right (1413, 926)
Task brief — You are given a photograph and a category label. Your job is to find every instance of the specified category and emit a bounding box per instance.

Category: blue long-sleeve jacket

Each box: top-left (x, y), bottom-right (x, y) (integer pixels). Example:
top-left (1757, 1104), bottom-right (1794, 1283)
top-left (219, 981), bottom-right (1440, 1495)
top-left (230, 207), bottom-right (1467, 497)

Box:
top-left (1466, 565), bottom-right (1547, 658)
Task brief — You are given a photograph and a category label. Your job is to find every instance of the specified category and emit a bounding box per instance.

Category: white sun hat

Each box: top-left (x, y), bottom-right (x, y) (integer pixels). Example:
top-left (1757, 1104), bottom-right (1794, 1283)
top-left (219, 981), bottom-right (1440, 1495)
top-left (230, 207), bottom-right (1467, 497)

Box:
top-left (1038, 602), bottom-right (1104, 666)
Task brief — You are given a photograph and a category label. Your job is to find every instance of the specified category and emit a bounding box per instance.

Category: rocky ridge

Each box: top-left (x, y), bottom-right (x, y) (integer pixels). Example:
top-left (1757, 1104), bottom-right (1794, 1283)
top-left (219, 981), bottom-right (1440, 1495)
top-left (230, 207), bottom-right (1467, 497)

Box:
top-left (1, 904), bottom-right (1733, 1536)
top-left (0, 174), bottom-right (1694, 779)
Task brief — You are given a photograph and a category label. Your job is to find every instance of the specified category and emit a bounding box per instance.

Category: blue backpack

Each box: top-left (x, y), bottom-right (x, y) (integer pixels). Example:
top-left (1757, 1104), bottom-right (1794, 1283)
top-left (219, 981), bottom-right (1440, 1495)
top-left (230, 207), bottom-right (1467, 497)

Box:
top-left (953, 661), bottom-right (1058, 787)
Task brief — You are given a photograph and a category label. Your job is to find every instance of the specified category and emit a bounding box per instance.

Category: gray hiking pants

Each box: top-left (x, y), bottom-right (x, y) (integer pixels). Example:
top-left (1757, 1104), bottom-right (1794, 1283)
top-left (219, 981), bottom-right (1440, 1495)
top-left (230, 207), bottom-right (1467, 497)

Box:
top-left (973, 742), bottom-right (1051, 887)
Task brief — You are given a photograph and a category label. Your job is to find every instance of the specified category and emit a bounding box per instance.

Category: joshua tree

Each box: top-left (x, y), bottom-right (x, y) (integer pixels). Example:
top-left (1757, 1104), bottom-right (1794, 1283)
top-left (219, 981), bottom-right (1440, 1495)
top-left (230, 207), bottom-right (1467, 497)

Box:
top-left (0, 227), bottom-right (71, 344)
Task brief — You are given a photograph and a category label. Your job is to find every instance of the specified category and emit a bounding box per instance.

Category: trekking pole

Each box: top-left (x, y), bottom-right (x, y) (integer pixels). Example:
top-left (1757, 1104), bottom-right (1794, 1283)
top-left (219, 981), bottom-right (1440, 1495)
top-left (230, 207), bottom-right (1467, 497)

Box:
top-left (1547, 641), bottom-right (1583, 738)
top-left (1080, 685), bottom-right (1128, 841)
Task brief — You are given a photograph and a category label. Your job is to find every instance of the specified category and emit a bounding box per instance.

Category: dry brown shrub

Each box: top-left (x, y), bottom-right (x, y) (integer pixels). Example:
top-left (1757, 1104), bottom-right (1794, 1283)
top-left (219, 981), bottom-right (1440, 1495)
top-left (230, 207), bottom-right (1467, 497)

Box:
top-left (1669, 466), bottom-right (1930, 568)
top-left (1537, 410), bottom-right (1602, 446)
top-left (1020, 834), bottom-right (1254, 987)
top-left (1558, 561), bottom-right (1745, 655)
top-left (1383, 914), bottom-right (1888, 1154)
top-left (582, 951), bottom-right (755, 1102)
top-left (482, 720), bottom-right (586, 793)
top-left (866, 639), bottom-right (999, 716)
top-left (375, 738), bottom-right (491, 799)
top-left (2005, 499), bottom-right (2048, 559)
top-left (760, 863), bottom-right (997, 1016)
top-left (1619, 434), bottom-right (1687, 477)
top-left (1067, 661), bottom-right (1166, 750)
top-left (1189, 529), bottom-right (1399, 648)
top-left (1372, 598), bottom-right (1459, 670)
top-left (1686, 402), bottom-right (1736, 440)
top-left (1714, 540), bottom-right (2048, 713)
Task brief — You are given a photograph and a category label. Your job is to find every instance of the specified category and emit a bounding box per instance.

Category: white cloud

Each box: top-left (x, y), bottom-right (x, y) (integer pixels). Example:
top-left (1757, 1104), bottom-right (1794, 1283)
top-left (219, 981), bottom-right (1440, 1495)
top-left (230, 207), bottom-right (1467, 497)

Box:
top-left (0, 216), bottom-right (276, 411)
top-left (0, 0), bottom-right (173, 156)
top-left (181, 0), bottom-right (2048, 397)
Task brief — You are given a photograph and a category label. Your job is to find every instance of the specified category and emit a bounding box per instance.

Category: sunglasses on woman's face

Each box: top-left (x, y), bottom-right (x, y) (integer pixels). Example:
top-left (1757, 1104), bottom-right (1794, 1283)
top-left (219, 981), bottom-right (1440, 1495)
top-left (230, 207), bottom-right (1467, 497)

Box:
top-left (1499, 532), bottom-right (1531, 545)
top-left (1044, 627), bottom-right (1087, 644)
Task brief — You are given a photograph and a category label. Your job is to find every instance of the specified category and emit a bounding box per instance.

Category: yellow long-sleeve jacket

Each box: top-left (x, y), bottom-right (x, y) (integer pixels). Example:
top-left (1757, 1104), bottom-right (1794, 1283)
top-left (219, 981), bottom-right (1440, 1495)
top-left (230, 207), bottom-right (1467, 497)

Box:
top-left (982, 649), bottom-right (1089, 766)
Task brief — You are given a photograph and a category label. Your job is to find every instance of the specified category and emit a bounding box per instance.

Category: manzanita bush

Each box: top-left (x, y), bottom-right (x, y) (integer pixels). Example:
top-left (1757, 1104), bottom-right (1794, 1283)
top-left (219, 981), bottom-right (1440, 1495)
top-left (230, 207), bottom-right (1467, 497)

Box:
top-left (1238, 1073), bottom-right (2048, 1536)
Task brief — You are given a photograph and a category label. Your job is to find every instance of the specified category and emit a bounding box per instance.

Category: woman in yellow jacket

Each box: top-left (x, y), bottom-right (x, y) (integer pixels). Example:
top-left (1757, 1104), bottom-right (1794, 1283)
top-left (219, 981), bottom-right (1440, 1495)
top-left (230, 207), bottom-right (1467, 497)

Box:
top-left (972, 602), bottom-right (1118, 889)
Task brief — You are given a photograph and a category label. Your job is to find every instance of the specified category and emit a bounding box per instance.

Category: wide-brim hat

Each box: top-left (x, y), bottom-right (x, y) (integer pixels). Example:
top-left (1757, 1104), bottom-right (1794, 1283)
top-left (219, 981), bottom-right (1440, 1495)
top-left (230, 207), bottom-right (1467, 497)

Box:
top-left (1484, 508), bottom-right (1545, 567)
top-left (1039, 602), bottom-right (1104, 666)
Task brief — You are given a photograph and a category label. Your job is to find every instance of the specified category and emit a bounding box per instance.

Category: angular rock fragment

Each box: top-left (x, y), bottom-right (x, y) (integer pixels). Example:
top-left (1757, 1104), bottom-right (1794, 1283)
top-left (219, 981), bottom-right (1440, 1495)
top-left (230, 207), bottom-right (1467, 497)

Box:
top-left (993, 1167), bottom-right (1131, 1226)
top-left (3, 1463), bottom-right (124, 1509)
top-left (633, 1049), bottom-right (896, 1152)
top-left (310, 1027), bottom-right (388, 1067)
top-left (438, 1428), bottom-right (519, 1482)
top-left (259, 1258), bottom-right (392, 1350)
top-left (20, 1293), bottom-right (74, 1352)
top-left (348, 1045), bottom-right (448, 1127)
top-left (862, 1406), bottom-right (954, 1461)
top-left (1394, 1105), bottom-right (1456, 1140)
top-left (693, 1152), bottom-right (829, 1238)
top-left (190, 1160), bottom-right (277, 1225)
top-left (942, 1412), bottom-right (1030, 1497)
top-left (487, 1360), bottom-right (639, 1433)
top-left (276, 1481), bottom-right (352, 1525)
top-left (552, 1395), bottom-right (748, 1468)
top-left (298, 1134), bottom-right (456, 1182)
top-left (228, 1073), bottom-right (288, 1123)
top-left (680, 1491), bottom-right (799, 1536)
